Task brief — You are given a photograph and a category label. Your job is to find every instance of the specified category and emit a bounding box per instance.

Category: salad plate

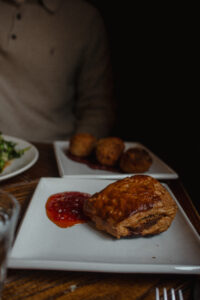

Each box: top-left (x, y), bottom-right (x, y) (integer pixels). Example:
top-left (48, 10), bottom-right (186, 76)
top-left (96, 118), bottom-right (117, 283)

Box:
top-left (9, 177), bottom-right (200, 274)
top-left (0, 135), bottom-right (39, 181)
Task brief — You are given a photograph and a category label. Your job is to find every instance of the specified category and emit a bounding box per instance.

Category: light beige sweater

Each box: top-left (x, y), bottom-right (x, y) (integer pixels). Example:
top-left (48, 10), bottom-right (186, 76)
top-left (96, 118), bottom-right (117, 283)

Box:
top-left (0, 0), bottom-right (115, 142)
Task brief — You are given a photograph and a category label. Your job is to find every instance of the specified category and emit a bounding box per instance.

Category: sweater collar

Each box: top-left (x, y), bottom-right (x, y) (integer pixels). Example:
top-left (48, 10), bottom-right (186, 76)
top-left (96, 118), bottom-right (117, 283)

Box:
top-left (1, 0), bottom-right (63, 13)
top-left (41, 0), bottom-right (63, 13)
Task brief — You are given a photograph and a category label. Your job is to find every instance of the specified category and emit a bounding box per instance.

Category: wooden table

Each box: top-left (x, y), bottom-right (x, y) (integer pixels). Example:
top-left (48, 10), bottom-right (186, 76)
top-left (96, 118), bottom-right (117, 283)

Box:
top-left (1, 143), bottom-right (200, 300)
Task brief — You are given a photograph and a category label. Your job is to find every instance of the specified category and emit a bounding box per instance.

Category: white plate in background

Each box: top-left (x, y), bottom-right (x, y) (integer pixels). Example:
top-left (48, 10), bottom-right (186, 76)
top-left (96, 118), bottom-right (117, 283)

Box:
top-left (9, 177), bottom-right (200, 274)
top-left (54, 141), bottom-right (178, 179)
top-left (0, 135), bottom-right (39, 181)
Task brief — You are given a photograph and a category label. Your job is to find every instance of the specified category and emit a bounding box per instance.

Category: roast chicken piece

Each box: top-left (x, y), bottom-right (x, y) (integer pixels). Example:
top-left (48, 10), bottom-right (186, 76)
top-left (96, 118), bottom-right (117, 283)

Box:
top-left (84, 175), bottom-right (177, 238)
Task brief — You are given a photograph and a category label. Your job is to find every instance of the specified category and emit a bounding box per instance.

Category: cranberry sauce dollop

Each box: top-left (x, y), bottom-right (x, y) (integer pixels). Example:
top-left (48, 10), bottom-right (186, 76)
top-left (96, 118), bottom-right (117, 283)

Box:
top-left (66, 150), bottom-right (121, 172)
top-left (45, 191), bottom-right (91, 228)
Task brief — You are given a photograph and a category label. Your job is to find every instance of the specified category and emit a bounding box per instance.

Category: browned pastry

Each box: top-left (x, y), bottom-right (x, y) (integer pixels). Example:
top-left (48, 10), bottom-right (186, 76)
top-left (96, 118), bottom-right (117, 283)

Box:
top-left (69, 133), bottom-right (97, 157)
top-left (84, 175), bottom-right (177, 239)
top-left (120, 147), bottom-right (152, 173)
top-left (95, 137), bottom-right (125, 167)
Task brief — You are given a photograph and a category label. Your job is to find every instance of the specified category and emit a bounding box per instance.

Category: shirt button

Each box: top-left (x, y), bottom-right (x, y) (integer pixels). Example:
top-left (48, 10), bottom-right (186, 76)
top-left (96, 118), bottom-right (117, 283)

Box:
top-left (11, 34), bottom-right (17, 39)
top-left (16, 13), bottom-right (21, 20)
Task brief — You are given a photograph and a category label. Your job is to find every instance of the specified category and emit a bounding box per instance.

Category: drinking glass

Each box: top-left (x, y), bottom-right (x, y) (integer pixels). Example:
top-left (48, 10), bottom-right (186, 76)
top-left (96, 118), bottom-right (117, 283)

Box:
top-left (0, 190), bottom-right (20, 297)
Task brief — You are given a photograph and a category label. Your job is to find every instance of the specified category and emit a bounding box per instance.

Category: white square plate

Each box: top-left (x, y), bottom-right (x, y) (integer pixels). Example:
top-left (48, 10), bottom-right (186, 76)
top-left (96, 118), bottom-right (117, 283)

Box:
top-left (53, 141), bottom-right (178, 179)
top-left (9, 177), bottom-right (200, 274)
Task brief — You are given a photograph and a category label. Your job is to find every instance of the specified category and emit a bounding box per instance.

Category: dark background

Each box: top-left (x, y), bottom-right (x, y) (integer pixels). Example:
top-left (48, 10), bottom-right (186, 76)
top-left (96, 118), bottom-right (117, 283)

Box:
top-left (88, 1), bottom-right (199, 212)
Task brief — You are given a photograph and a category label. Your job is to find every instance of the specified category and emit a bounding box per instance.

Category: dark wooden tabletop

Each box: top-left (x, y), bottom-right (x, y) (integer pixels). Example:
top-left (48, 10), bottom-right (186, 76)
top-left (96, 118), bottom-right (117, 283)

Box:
top-left (0, 142), bottom-right (200, 300)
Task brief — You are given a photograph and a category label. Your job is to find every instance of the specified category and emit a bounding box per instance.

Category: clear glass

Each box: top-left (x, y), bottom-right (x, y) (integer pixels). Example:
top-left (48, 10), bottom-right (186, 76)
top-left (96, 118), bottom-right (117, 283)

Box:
top-left (0, 190), bottom-right (20, 297)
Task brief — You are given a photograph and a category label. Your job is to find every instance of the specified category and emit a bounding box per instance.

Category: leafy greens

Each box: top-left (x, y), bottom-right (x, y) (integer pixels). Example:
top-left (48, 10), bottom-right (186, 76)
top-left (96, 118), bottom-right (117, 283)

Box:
top-left (0, 133), bottom-right (30, 173)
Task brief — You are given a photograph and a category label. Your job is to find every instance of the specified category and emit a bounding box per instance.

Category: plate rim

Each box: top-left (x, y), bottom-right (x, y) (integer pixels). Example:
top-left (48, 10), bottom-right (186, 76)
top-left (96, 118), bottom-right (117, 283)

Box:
top-left (8, 257), bottom-right (200, 274)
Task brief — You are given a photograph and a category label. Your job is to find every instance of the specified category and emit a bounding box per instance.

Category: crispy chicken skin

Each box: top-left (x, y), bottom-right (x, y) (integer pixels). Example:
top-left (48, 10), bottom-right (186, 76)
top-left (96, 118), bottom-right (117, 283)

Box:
top-left (69, 133), bottom-right (97, 157)
top-left (120, 147), bottom-right (152, 173)
top-left (95, 137), bottom-right (125, 166)
top-left (84, 175), bottom-right (177, 238)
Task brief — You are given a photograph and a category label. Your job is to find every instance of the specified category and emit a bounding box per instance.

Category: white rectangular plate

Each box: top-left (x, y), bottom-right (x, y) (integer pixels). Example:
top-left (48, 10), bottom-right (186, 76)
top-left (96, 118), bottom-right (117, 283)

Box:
top-left (9, 178), bottom-right (200, 274)
top-left (53, 141), bottom-right (178, 179)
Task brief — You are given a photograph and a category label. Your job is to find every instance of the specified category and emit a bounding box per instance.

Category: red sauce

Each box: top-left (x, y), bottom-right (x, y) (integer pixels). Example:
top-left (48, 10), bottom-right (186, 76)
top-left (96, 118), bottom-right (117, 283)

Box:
top-left (66, 150), bottom-right (121, 173)
top-left (45, 191), bottom-right (91, 228)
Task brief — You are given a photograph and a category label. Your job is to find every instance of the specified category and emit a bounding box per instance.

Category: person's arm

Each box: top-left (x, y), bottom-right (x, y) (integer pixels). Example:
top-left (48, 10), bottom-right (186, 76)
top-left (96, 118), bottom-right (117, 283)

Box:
top-left (75, 9), bottom-right (115, 138)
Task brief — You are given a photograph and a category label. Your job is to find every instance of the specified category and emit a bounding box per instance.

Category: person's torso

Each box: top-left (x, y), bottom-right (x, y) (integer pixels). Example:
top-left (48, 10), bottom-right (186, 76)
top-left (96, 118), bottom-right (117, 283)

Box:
top-left (0, 0), bottom-right (95, 141)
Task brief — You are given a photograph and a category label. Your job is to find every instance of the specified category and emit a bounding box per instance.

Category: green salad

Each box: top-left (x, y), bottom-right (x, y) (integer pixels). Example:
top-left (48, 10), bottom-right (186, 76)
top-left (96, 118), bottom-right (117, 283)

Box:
top-left (0, 133), bottom-right (29, 173)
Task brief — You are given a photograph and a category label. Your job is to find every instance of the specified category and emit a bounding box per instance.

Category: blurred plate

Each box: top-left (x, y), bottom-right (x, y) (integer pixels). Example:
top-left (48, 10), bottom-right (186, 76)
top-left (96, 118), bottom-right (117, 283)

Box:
top-left (9, 177), bottom-right (200, 274)
top-left (53, 141), bottom-right (178, 179)
top-left (0, 135), bottom-right (39, 181)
